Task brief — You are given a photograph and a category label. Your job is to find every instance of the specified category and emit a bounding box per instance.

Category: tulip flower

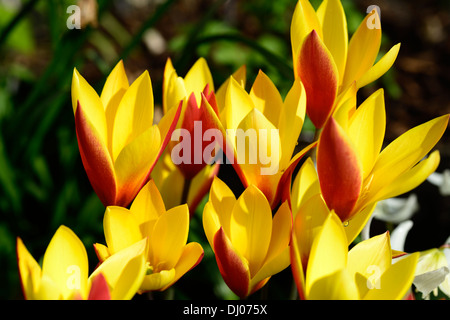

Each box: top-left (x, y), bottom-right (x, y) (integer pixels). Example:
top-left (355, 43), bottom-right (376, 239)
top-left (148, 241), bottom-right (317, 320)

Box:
top-left (291, 0), bottom-right (401, 128)
top-left (94, 179), bottom-right (204, 292)
top-left (218, 71), bottom-right (316, 208)
top-left (71, 60), bottom-right (181, 207)
top-left (316, 88), bottom-right (449, 241)
top-left (203, 177), bottom-right (292, 298)
top-left (17, 225), bottom-right (147, 300)
top-left (151, 58), bottom-right (221, 213)
top-left (291, 211), bottom-right (419, 299)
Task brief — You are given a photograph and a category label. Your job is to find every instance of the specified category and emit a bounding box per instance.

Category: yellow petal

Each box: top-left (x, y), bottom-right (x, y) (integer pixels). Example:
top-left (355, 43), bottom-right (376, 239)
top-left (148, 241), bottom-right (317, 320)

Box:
top-left (369, 115), bottom-right (449, 197)
top-left (357, 43), bottom-right (401, 89)
top-left (90, 238), bottom-right (147, 300)
top-left (308, 269), bottom-right (359, 300)
top-left (184, 57), bottom-right (214, 104)
top-left (264, 201), bottom-right (292, 264)
top-left (224, 76), bottom-right (254, 133)
top-left (163, 58), bottom-right (186, 114)
top-left (291, 157), bottom-right (320, 218)
top-left (290, 0), bottom-right (322, 75)
top-left (160, 242), bottom-right (204, 291)
top-left (203, 177), bottom-right (236, 247)
top-left (72, 68), bottom-right (108, 148)
top-left (347, 232), bottom-right (391, 283)
top-left (216, 65), bottom-right (247, 122)
top-left (16, 237), bottom-right (42, 300)
top-left (112, 70), bottom-right (154, 161)
top-left (278, 78), bottom-right (306, 171)
top-left (306, 212), bottom-right (348, 296)
top-left (249, 70), bottom-right (283, 127)
top-left (141, 269), bottom-right (176, 292)
top-left (370, 150), bottom-right (441, 202)
top-left (293, 193), bottom-right (330, 271)
top-left (235, 108), bottom-right (282, 204)
top-left (347, 89), bottom-right (386, 178)
top-left (150, 204), bottom-right (189, 271)
top-left (130, 179), bottom-right (166, 225)
top-left (316, 0), bottom-right (348, 85)
top-left (230, 185), bottom-right (273, 277)
top-left (41, 226), bottom-right (89, 299)
top-left (341, 11), bottom-right (381, 89)
top-left (344, 202), bottom-right (377, 245)
top-left (114, 125), bottom-right (161, 207)
top-left (103, 206), bottom-right (142, 254)
top-left (363, 252), bottom-right (419, 300)
top-left (250, 247), bottom-right (290, 292)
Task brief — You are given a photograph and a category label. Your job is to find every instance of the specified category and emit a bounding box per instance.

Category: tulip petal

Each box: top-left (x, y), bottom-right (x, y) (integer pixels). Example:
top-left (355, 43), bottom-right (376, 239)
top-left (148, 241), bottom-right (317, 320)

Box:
top-left (163, 58), bottom-right (187, 114)
top-left (316, 0), bottom-right (348, 85)
top-left (294, 194), bottom-right (330, 272)
top-left (306, 212), bottom-right (348, 296)
top-left (213, 227), bottom-right (250, 298)
top-left (235, 108), bottom-right (282, 204)
top-left (308, 269), bottom-right (359, 300)
top-left (75, 101), bottom-right (117, 206)
top-left (103, 206), bottom-right (142, 254)
top-left (203, 176), bottom-right (236, 247)
top-left (91, 238), bottom-right (147, 300)
top-left (278, 78), bottom-right (306, 171)
top-left (216, 65), bottom-right (246, 122)
top-left (184, 57), bottom-right (214, 104)
top-left (16, 237), bottom-right (42, 300)
top-left (71, 69), bottom-right (108, 147)
top-left (161, 242), bottom-right (204, 291)
top-left (369, 115), bottom-right (449, 197)
top-left (42, 226), bottom-right (89, 300)
top-left (249, 70), bottom-right (283, 127)
top-left (113, 125), bottom-right (161, 207)
top-left (370, 150), bottom-right (441, 202)
top-left (317, 117), bottom-right (363, 221)
top-left (347, 89), bottom-right (386, 178)
top-left (290, 228), bottom-right (306, 300)
top-left (87, 273), bottom-right (111, 300)
top-left (186, 163), bottom-right (220, 214)
top-left (150, 204), bottom-right (189, 271)
top-left (112, 70), bottom-right (154, 161)
top-left (357, 43), bottom-right (401, 89)
top-left (297, 30), bottom-right (339, 129)
top-left (265, 201), bottom-right (292, 264)
top-left (130, 179), bottom-right (166, 225)
top-left (230, 185), bottom-right (273, 277)
top-left (343, 202), bottom-right (377, 245)
top-left (141, 269), bottom-right (176, 292)
top-left (291, 157), bottom-right (320, 217)
top-left (342, 10), bottom-right (382, 89)
top-left (101, 61), bottom-right (130, 152)
top-left (347, 232), bottom-right (391, 283)
top-left (291, 0), bottom-right (322, 75)
top-left (224, 76), bottom-right (254, 134)
top-left (363, 252), bottom-right (419, 300)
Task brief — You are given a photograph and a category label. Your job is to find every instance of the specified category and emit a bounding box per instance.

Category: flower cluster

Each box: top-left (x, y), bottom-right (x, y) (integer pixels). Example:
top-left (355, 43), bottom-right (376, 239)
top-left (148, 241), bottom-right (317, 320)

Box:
top-left (16, 0), bottom-right (449, 300)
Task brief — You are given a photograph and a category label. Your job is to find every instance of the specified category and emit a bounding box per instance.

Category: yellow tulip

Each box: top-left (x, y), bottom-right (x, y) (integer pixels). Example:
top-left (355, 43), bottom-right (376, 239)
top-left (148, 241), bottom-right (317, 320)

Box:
top-left (17, 225), bottom-right (146, 300)
top-left (291, 0), bottom-right (401, 128)
top-left (203, 177), bottom-right (292, 298)
top-left (71, 60), bottom-right (181, 207)
top-left (316, 88), bottom-right (449, 241)
top-left (218, 71), bottom-right (315, 208)
top-left (152, 58), bottom-right (221, 213)
top-left (291, 211), bottom-right (419, 299)
top-left (94, 179), bottom-right (204, 292)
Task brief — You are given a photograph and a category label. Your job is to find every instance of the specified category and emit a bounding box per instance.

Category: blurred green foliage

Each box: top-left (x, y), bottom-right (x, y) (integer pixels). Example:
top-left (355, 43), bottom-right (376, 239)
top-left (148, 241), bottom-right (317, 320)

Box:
top-left (0, 0), bottom-right (407, 300)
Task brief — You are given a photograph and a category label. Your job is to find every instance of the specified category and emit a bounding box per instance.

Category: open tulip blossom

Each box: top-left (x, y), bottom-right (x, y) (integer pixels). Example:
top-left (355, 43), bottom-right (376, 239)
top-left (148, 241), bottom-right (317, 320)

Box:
top-left (13, 0), bottom-right (450, 302)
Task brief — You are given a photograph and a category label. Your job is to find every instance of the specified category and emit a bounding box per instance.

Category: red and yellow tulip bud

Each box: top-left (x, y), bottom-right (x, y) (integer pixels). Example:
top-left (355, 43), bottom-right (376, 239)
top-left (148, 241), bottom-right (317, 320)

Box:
top-left (71, 61), bottom-right (181, 207)
top-left (296, 30), bottom-right (339, 129)
top-left (203, 177), bottom-right (292, 298)
top-left (17, 225), bottom-right (147, 300)
top-left (316, 88), bottom-right (449, 240)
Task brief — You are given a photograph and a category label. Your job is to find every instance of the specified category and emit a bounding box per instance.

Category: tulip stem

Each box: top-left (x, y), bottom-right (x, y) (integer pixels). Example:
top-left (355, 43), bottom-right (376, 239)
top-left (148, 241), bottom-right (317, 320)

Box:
top-left (181, 178), bottom-right (192, 205)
